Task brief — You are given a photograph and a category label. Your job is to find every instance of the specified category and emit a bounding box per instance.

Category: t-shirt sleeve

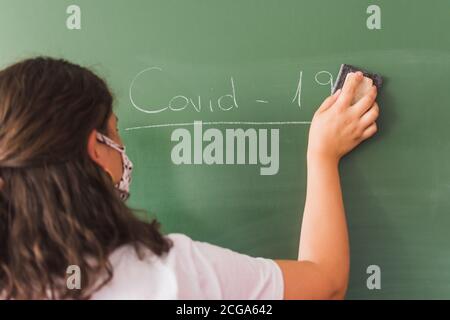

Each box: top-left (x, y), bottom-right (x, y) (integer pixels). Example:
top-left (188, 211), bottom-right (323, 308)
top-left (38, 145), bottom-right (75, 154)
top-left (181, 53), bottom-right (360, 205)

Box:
top-left (165, 233), bottom-right (284, 300)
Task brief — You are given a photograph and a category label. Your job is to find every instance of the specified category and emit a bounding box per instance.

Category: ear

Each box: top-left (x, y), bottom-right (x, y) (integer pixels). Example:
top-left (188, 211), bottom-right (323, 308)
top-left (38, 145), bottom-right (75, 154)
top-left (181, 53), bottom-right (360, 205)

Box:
top-left (87, 129), bottom-right (101, 164)
top-left (87, 130), bottom-right (115, 181)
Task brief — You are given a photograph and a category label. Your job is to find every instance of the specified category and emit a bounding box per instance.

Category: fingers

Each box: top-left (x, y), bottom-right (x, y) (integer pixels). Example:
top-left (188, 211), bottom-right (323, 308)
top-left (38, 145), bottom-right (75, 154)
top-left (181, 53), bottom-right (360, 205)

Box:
top-left (317, 89), bottom-right (341, 113)
top-left (360, 122), bottom-right (378, 141)
top-left (353, 76), bottom-right (374, 102)
top-left (335, 72), bottom-right (363, 108)
top-left (353, 86), bottom-right (378, 116)
top-left (359, 102), bottom-right (379, 129)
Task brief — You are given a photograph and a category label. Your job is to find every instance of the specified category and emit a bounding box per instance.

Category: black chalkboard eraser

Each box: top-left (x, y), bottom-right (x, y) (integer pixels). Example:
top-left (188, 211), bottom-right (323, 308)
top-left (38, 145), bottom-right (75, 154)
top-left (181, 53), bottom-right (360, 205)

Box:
top-left (332, 64), bottom-right (383, 93)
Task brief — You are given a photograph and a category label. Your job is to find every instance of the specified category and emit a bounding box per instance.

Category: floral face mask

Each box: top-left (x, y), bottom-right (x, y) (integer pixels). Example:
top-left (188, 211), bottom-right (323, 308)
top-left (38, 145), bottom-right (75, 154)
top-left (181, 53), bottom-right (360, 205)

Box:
top-left (96, 132), bottom-right (133, 201)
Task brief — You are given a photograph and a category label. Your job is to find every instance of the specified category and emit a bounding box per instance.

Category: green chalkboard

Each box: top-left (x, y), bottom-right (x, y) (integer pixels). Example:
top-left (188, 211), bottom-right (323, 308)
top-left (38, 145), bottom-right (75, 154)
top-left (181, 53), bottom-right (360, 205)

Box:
top-left (1, 0), bottom-right (450, 299)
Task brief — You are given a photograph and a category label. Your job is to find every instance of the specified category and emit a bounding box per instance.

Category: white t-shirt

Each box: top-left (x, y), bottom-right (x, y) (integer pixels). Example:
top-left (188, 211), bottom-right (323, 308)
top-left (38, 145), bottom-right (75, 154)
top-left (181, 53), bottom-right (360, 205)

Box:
top-left (91, 233), bottom-right (284, 300)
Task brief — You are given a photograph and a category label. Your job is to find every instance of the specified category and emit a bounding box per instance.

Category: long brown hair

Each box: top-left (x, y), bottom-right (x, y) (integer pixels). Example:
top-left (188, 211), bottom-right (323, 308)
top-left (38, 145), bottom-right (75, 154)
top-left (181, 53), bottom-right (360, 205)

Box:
top-left (0, 57), bottom-right (171, 299)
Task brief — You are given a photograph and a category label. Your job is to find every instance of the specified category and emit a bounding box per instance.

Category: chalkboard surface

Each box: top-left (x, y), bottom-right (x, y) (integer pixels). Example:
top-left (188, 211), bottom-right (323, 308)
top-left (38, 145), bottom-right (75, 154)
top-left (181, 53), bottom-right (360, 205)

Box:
top-left (1, 0), bottom-right (450, 299)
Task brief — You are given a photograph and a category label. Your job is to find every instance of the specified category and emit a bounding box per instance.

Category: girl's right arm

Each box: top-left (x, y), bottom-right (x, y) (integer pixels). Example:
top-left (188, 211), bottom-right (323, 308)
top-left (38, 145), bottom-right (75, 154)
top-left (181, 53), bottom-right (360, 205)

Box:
top-left (276, 72), bottom-right (379, 300)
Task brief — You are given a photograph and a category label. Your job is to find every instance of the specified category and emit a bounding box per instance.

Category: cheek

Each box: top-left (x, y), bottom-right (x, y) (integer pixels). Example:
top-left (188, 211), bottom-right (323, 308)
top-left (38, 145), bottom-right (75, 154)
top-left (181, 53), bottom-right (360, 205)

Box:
top-left (108, 149), bottom-right (124, 184)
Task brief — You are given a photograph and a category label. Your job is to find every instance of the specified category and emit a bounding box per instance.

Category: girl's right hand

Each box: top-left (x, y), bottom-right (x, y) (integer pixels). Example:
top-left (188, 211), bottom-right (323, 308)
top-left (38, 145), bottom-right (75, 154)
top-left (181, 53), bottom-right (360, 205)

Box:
top-left (307, 72), bottom-right (379, 164)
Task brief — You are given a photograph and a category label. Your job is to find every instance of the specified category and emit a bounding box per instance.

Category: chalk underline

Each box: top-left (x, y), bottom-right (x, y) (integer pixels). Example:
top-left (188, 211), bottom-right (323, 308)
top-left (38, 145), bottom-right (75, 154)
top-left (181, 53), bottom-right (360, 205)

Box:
top-left (125, 121), bottom-right (312, 131)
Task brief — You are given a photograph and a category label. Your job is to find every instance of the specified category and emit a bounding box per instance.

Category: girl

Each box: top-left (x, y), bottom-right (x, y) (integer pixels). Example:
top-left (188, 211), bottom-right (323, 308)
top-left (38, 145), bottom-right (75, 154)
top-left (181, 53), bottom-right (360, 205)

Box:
top-left (0, 57), bottom-right (378, 299)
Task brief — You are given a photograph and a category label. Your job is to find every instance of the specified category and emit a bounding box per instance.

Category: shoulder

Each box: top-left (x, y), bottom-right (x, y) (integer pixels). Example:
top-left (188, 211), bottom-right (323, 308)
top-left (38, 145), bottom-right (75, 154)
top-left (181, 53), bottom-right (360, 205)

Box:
top-left (165, 233), bottom-right (284, 300)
